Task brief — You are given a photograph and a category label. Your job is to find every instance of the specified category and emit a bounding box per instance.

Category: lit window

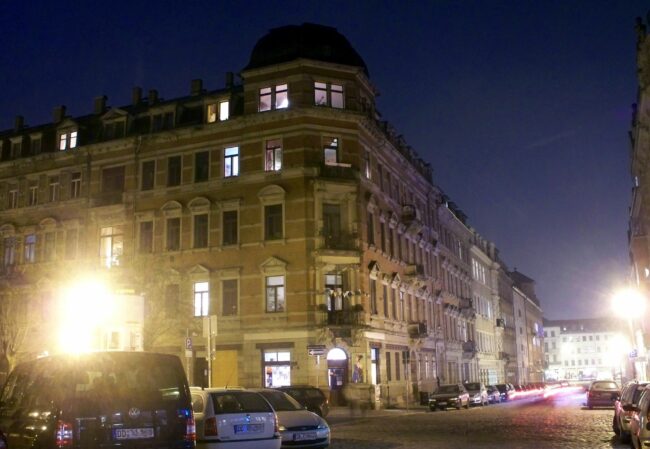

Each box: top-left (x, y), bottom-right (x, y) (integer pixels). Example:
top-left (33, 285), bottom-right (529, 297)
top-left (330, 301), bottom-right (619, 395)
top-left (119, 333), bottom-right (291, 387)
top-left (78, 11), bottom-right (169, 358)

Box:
top-left (266, 275), bottom-right (285, 312)
top-left (314, 82), bottom-right (344, 108)
top-left (219, 101), bottom-right (229, 121)
top-left (100, 226), bottom-right (123, 268)
top-left (206, 103), bottom-right (217, 123)
top-left (194, 281), bottom-right (210, 317)
top-left (224, 146), bottom-right (239, 177)
top-left (323, 137), bottom-right (339, 165)
top-left (59, 130), bottom-right (78, 150)
top-left (259, 84), bottom-right (288, 111)
top-left (265, 139), bottom-right (282, 171)
top-left (364, 151), bottom-right (371, 179)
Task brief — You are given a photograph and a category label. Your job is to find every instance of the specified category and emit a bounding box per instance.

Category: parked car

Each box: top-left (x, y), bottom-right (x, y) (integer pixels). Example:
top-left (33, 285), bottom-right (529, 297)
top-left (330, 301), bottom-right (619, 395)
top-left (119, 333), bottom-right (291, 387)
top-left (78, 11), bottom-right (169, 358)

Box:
top-left (464, 382), bottom-right (488, 406)
top-left (486, 385), bottom-right (502, 404)
top-left (428, 384), bottom-right (470, 411)
top-left (0, 352), bottom-right (196, 449)
top-left (494, 383), bottom-right (513, 401)
top-left (253, 389), bottom-right (330, 448)
top-left (275, 386), bottom-right (330, 417)
top-left (614, 381), bottom-right (648, 443)
top-left (628, 388), bottom-right (650, 449)
top-left (587, 380), bottom-right (620, 409)
top-left (191, 387), bottom-right (281, 449)
top-left (0, 430), bottom-right (6, 449)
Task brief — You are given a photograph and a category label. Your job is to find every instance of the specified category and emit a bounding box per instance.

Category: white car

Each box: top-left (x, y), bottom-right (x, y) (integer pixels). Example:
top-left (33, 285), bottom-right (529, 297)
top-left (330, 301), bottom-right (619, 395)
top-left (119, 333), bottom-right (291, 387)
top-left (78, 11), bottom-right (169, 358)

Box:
top-left (253, 389), bottom-right (330, 448)
top-left (191, 387), bottom-right (281, 449)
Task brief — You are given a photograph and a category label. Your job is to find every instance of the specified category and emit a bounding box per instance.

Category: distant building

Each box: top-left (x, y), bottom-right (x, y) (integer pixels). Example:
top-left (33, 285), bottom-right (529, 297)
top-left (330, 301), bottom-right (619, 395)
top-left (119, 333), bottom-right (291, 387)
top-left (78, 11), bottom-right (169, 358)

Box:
top-left (510, 271), bottom-right (544, 383)
top-left (543, 318), bottom-right (627, 382)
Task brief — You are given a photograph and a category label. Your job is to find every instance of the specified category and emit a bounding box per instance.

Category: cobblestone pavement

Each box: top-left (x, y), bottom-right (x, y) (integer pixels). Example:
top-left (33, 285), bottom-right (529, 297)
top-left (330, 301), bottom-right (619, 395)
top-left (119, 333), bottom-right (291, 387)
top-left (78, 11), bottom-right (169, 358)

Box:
top-left (326, 391), bottom-right (626, 449)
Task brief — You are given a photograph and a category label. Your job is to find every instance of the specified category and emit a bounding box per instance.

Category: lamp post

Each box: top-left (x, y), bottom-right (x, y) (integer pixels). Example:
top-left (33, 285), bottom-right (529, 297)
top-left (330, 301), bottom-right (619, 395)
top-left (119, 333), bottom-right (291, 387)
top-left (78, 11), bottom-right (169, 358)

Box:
top-left (612, 288), bottom-right (646, 381)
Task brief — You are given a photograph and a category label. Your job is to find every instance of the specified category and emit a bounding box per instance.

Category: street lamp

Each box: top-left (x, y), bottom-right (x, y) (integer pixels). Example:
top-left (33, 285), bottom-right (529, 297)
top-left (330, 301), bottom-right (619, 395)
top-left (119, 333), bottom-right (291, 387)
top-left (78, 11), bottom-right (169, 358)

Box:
top-left (611, 287), bottom-right (646, 381)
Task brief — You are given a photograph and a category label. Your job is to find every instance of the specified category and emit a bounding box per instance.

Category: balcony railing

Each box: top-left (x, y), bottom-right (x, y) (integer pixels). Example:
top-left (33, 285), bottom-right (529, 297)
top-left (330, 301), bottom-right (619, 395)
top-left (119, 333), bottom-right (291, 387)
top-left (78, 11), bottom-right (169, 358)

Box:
top-left (320, 231), bottom-right (358, 251)
top-left (319, 162), bottom-right (356, 180)
top-left (323, 308), bottom-right (364, 326)
top-left (407, 321), bottom-right (427, 338)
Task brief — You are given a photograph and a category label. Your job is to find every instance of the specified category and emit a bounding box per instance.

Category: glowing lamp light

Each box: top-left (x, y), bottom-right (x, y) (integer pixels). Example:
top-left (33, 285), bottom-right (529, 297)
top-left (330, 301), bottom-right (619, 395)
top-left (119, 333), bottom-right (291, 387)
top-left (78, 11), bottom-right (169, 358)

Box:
top-left (611, 288), bottom-right (646, 317)
top-left (57, 279), bottom-right (112, 354)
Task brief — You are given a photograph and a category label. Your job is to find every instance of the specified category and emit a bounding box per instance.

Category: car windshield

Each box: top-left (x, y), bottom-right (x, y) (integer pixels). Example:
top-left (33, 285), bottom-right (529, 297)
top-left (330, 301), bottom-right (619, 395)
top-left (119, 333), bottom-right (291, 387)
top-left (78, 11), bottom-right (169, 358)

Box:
top-left (465, 383), bottom-right (481, 391)
top-left (591, 381), bottom-right (618, 390)
top-left (437, 385), bottom-right (459, 394)
top-left (259, 390), bottom-right (302, 411)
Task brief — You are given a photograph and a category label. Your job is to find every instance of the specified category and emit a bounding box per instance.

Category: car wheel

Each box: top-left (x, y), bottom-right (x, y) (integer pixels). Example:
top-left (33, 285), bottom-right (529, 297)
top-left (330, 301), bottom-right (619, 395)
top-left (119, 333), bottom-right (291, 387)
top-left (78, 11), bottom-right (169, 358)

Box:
top-left (613, 415), bottom-right (620, 435)
top-left (429, 406), bottom-right (436, 412)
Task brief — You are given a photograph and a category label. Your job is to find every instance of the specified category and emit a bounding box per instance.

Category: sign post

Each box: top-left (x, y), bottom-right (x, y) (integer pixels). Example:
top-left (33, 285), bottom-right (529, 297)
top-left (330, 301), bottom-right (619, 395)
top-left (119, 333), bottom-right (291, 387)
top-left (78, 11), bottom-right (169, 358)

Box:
top-left (307, 345), bottom-right (327, 388)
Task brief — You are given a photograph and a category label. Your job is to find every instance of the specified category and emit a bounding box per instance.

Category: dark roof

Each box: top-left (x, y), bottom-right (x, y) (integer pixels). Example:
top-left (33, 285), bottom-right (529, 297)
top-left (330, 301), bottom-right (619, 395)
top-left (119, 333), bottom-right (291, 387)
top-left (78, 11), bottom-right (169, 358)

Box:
top-left (244, 23), bottom-right (369, 77)
top-left (543, 317), bottom-right (623, 333)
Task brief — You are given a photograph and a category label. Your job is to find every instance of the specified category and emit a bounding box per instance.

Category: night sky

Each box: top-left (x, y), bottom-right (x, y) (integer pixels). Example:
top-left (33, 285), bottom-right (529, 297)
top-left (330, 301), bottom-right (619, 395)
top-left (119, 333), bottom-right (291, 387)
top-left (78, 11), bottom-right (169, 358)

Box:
top-left (1, 1), bottom-right (646, 320)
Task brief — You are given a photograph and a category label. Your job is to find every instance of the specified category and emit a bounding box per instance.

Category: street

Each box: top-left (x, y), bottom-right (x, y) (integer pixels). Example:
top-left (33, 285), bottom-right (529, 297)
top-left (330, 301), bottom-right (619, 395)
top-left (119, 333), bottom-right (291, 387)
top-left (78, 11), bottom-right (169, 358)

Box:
top-left (327, 391), bottom-right (625, 449)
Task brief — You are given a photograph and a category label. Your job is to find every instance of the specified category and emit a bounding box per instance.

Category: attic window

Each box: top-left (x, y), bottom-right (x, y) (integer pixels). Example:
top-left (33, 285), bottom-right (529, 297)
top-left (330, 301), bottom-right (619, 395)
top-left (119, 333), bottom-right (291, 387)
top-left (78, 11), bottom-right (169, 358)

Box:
top-left (259, 84), bottom-right (288, 112)
top-left (59, 130), bottom-right (78, 150)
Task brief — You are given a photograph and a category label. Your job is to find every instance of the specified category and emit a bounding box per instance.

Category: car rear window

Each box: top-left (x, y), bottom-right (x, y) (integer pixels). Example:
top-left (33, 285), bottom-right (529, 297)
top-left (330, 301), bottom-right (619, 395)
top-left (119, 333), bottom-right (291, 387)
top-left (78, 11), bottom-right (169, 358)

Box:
top-left (259, 390), bottom-right (302, 411)
top-left (211, 392), bottom-right (272, 414)
top-left (592, 381), bottom-right (618, 390)
top-left (437, 385), bottom-right (459, 393)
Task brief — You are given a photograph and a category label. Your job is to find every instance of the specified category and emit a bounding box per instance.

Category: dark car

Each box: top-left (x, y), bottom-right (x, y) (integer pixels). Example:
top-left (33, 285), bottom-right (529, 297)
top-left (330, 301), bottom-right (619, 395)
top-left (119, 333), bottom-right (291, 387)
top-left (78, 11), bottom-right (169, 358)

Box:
top-left (587, 380), bottom-right (620, 409)
top-left (0, 351), bottom-right (195, 449)
top-left (428, 384), bottom-right (470, 411)
top-left (275, 386), bottom-right (330, 417)
top-left (494, 383), bottom-right (513, 401)
top-left (614, 381), bottom-right (647, 442)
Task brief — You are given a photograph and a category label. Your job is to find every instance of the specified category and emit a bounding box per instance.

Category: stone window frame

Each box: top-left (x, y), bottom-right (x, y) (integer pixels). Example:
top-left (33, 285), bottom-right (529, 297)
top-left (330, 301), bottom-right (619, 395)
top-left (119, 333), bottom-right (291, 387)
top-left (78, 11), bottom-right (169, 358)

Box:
top-left (161, 201), bottom-right (183, 252)
top-left (188, 197), bottom-right (211, 250)
top-left (258, 185), bottom-right (286, 243)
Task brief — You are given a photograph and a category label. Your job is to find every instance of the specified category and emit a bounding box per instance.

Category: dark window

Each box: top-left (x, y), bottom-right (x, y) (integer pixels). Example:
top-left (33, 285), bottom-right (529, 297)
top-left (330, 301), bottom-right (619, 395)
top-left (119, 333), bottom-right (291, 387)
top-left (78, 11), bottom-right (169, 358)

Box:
top-left (222, 210), bottom-right (238, 245)
top-left (44, 232), bottom-right (56, 261)
top-left (193, 214), bottom-right (208, 248)
top-left (166, 217), bottom-right (181, 251)
top-left (167, 156), bottom-right (181, 187)
top-left (367, 212), bottom-right (375, 245)
top-left (386, 351), bottom-right (392, 381)
top-left (222, 279), bottom-right (238, 316)
top-left (139, 221), bottom-right (153, 253)
top-left (70, 172), bottom-right (82, 198)
top-left (383, 285), bottom-right (388, 318)
top-left (194, 151), bottom-right (209, 182)
top-left (322, 203), bottom-right (341, 241)
top-left (264, 204), bottom-right (283, 240)
top-left (101, 166), bottom-right (125, 193)
top-left (142, 160), bottom-right (155, 190)
top-left (370, 278), bottom-right (377, 314)
top-left (395, 352), bottom-right (401, 381)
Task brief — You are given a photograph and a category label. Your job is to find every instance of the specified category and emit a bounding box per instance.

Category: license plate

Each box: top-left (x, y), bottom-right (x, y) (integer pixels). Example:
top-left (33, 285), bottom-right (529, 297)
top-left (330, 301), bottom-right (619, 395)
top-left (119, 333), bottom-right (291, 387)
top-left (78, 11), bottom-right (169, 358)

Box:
top-left (234, 424), bottom-right (263, 434)
top-left (113, 428), bottom-right (154, 440)
top-left (294, 432), bottom-right (317, 441)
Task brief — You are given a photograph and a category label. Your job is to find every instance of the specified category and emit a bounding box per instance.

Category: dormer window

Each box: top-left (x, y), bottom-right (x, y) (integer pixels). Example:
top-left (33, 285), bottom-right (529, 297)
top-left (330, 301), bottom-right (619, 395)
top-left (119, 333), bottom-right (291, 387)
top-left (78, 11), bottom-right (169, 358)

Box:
top-left (206, 100), bottom-right (230, 123)
top-left (30, 136), bottom-right (42, 155)
top-left (59, 130), bottom-right (77, 150)
top-left (151, 111), bottom-right (174, 132)
top-left (104, 120), bottom-right (126, 139)
top-left (259, 84), bottom-right (288, 112)
top-left (314, 82), bottom-right (344, 108)
top-left (10, 138), bottom-right (22, 159)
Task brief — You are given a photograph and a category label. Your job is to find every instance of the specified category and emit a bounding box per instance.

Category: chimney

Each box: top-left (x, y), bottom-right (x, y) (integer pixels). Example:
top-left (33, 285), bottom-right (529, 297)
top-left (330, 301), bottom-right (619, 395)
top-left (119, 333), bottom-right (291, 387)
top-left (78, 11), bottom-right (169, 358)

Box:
top-left (148, 89), bottom-right (158, 104)
top-left (191, 79), bottom-right (203, 96)
top-left (52, 105), bottom-right (66, 123)
top-left (14, 115), bottom-right (24, 132)
top-left (225, 72), bottom-right (234, 88)
top-left (132, 87), bottom-right (142, 106)
top-left (94, 95), bottom-right (107, 114)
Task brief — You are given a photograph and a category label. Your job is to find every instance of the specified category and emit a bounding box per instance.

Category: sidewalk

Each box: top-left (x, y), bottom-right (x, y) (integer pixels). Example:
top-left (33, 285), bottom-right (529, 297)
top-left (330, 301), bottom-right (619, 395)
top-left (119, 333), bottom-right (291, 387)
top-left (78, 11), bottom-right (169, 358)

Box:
top-left (326, 404), bottom-right (428, 424)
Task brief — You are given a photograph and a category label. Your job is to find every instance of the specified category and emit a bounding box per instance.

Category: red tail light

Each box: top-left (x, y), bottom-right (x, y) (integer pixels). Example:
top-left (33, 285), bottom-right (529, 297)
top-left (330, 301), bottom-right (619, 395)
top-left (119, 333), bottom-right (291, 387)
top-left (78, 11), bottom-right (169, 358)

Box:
top-left (180, 409), bottom-right (196, 442)
top-left (274, 414), bottom-right (279, 434)
top-left (204, 417), bottom-right (218, 436)
top-left (55, 420), bottom-right (74, 448)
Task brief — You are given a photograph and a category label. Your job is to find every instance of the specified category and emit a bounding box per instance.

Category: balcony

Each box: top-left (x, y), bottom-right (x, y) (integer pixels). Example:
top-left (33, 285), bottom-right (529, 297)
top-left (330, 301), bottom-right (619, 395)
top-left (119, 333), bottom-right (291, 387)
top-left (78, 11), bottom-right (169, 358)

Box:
top-left (319, 162), bottom-right (356, 181)
top-left (401, 204), bottom-right (424, 235)
top-left (496, 318), bottom-right (505, 328)
top-left (407, 321), bottom-right (427, 338)
top-left (320, 231), bottom-right (358, 251)
top-left (404, 264), bottom-right (425, 280)
top-left (462, 340), bottom-right (476, 359)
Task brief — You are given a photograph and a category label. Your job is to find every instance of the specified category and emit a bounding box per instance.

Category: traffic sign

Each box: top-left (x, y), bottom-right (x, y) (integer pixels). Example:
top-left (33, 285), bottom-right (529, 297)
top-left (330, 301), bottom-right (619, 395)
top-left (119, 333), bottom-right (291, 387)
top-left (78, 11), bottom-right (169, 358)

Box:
top-left (186, 337), bottom-right (193, 350)
top-left (630, 349), bottom-right (638, 358)
top-left (307, 344), bottom-right (326, 356)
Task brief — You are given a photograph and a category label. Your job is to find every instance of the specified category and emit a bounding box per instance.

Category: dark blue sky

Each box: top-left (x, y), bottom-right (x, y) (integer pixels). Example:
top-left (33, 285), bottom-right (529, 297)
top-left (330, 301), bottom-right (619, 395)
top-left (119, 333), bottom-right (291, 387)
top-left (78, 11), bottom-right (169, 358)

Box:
top-left (1, 1), bottom-right (646, 319)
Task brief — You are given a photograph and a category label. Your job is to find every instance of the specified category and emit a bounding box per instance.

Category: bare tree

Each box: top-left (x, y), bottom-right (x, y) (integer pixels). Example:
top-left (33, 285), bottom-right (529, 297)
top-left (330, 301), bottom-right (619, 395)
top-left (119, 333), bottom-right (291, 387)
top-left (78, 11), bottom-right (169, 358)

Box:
top-left (0, 286), bottom-right (32, 374)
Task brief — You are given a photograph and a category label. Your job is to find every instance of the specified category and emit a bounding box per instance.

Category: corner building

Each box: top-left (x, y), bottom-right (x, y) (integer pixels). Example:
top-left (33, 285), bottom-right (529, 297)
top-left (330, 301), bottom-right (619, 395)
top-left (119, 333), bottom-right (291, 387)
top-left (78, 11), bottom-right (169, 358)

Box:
top-left (0, 24), bottom-right (446, 407)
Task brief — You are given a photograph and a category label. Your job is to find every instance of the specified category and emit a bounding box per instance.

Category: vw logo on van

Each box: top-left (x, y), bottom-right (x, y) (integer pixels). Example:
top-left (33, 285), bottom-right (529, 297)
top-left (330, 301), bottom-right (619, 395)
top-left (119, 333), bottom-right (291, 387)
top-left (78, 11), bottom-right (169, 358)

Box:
top-left (128, 407), bottom-right (141, 419)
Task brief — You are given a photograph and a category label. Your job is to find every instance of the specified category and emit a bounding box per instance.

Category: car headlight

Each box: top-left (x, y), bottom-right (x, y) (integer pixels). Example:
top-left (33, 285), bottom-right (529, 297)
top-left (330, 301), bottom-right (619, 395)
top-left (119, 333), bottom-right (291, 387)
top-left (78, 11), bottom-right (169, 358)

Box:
top-left (278, 425), bottom-right (286, 432)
